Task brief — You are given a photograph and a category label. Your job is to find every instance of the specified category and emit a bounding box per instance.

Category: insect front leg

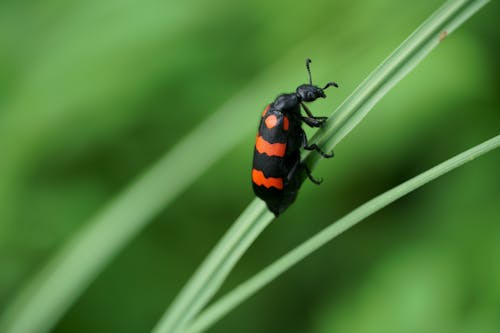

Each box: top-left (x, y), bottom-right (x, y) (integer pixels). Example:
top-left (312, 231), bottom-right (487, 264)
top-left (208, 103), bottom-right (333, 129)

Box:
top-left (300, 102), bottom-right (328, 121)
top-left (301, 116), bottom-right (325, 128)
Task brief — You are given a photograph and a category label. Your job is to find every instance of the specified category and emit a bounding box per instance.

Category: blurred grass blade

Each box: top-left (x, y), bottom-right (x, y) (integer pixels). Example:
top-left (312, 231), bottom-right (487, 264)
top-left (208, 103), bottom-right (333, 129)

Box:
top-left (188, 135), bottom-right (500, 333)
top-left (152, 1), bottom-right (489, 332)
top-left (0, 95), bottom-right (261, 333)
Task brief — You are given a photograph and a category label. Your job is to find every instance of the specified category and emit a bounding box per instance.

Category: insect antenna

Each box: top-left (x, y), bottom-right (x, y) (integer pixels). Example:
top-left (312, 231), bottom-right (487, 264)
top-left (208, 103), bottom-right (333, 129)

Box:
top-left (323, 81), bottom-right (339, 90)
top-left (306, 58), bottom-right (313, 85)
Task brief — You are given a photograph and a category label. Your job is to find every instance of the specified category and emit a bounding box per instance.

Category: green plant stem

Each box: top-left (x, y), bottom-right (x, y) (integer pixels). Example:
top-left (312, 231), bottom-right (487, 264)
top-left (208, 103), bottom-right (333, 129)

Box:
top-left (304, 0), bottom-right (490, 171)
top-left (151, 201), bottom-right (273, 333)
top-left (187, 134), bottom-right (500, 333)
top-left (152, 1), bottom-right (489, 332)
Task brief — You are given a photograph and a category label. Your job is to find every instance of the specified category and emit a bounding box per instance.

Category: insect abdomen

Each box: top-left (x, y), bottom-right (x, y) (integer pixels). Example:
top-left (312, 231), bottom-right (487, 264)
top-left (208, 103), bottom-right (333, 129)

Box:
top-left (252, 105), bottom-right (293, 215)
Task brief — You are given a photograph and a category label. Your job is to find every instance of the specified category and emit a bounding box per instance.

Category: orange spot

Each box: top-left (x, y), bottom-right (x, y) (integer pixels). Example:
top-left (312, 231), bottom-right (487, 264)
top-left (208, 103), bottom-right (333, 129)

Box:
top-left (261, 104), bottom-right (270, 117)
top-left (283, 116), bottom-right (289, 130)
top-left (265, 115), bottom-right (278, 128)
top-left (255, 136), bottom-right (286, 157)
top-left (252, 169), bottom-right (283, 190)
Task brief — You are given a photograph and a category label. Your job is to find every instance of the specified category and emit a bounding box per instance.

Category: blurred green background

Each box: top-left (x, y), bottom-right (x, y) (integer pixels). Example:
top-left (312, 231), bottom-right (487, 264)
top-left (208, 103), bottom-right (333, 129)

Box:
top-left (0, 0), bottom-right (499, 332)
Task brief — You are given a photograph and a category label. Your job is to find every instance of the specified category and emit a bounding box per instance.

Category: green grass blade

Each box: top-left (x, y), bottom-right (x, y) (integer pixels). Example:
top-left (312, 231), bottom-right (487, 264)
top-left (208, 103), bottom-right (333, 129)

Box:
top-left (187, 134), bottom-right (500, 333)
top-left (0, 95), bottom-right (266, 333)
top-left (305, 0), bottom-right (490, 169)
top-left (151, 201), bottom-right (274, 333)
top-left (152, 1), bottom-right (489, 332)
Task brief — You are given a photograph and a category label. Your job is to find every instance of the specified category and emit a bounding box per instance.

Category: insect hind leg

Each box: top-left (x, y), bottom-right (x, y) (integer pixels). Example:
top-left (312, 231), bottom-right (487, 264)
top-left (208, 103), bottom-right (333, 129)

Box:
top-left (288, 158), bottom-right (323, 186)
top-left (303, 164), bottom-right (323, 185)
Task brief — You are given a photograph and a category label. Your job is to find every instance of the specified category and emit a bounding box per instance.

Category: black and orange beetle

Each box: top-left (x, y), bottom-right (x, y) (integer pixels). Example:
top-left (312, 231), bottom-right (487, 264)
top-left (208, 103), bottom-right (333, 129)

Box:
top-left (252, 58), bottom-right (338, 216)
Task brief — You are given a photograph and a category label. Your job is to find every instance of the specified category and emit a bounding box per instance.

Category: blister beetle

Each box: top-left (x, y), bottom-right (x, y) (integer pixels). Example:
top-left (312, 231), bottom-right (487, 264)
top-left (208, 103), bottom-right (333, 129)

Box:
top-left (252, 58), bottom-right (338, 216)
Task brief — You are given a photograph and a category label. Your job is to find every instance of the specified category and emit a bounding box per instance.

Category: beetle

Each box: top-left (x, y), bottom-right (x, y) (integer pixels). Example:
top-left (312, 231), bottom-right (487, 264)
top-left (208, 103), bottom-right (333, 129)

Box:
top-left (251, 58), bottom-right (338, 216)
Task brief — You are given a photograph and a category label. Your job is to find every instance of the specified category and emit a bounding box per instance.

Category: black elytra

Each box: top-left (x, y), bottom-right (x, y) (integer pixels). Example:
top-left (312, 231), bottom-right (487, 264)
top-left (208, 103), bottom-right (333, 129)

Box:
top-left (251, 58), bottom-right (338, 216)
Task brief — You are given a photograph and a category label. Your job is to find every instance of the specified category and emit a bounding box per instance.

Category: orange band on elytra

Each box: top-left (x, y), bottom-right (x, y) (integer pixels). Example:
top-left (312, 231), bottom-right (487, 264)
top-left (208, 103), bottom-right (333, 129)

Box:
top-left (255, 136), bottom-right (286, 157)
top-left (283, 116), bottom-right (289, 130)
top-left (261, 104), bottom-right (270, 117)
top-left (252, 169), bottom-right (283, 190)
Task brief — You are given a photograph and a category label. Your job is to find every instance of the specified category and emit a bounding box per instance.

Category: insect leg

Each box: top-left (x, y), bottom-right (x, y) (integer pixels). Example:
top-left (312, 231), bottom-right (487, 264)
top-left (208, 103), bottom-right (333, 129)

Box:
top-left (300, 129), bottom-right (334, 158)
top-left (301, 116), bottom-right (325, 128)
top-left (286, 157), bottom-right (322, 185)
top-left (300, 102), bottom-right (328, 121)
top-left (304, 144), bottom-right (334, 158)
top-left (303, 164), bottom-right (323, 185)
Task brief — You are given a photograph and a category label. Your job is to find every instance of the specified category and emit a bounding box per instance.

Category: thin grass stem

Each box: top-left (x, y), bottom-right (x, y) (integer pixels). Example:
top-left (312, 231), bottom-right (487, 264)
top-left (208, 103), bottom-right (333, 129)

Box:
top-left (187, 135), bottom-right (500, 333)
